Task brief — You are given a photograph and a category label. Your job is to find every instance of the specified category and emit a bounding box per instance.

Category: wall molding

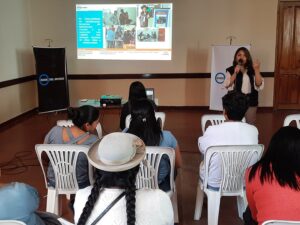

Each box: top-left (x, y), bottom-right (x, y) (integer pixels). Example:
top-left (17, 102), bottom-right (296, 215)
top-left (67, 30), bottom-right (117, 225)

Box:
top-left (68, 72), bottom-right (274, 80)
top-left (0, 72), bottom-right (274, 89)
top-left (0, 75), bottom-right (36, 88)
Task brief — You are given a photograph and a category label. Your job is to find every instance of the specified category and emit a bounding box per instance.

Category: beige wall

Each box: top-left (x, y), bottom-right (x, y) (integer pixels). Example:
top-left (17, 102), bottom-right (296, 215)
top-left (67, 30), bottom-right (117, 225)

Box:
top-left (0, 82), bottom-right (37, 124)
top-left (69, 77), bottom-right (273, 107)
top-left (0, 0), bottom-right (278, 123)
top-left (30, 0), bottom-right (277, 73)
top-left (29, 0), bottom-right (277, 107)
top-left (0, 0), bottom-right (37, 123)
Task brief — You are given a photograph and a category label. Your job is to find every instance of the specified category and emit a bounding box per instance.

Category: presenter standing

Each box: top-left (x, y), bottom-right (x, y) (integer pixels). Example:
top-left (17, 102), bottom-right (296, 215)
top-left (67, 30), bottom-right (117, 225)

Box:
top-left (224, 47), bottom-right (264, 125)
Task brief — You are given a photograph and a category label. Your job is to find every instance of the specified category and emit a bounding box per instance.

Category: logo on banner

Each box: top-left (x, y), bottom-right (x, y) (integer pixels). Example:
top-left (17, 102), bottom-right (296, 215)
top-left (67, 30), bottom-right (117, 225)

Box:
top-left (215, 72), bottom-right (225, 84)
top-left (39, 74), bottom-right (65, 86)
top-left (39, 74), bottom-right (50, 86)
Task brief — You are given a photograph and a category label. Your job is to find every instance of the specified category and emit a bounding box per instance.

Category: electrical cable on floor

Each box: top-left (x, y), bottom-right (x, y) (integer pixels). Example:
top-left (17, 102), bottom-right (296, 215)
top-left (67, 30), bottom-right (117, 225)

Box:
top-left (0, 150), bottom-right (40, 175)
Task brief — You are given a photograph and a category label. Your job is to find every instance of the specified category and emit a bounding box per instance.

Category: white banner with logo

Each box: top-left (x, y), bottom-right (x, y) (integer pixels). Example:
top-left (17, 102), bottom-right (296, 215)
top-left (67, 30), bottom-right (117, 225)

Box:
top-left (209, 45), bottom-right (250, 111)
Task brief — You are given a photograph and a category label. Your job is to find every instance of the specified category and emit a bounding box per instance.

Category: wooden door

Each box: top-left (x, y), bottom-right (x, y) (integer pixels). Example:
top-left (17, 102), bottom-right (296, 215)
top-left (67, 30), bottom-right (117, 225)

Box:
top-left (274, 1), bottom-right (300, 109)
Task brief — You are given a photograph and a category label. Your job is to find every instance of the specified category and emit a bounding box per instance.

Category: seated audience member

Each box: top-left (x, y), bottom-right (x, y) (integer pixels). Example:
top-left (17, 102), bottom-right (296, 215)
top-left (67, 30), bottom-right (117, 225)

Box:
top-left (120, 81), bottom-right (157, 130)
top-left (44, 105), bottom-right (100, 189)
top-left (126, 99), bottom-right (182, 191)
top-left (198, 91), bottom-right (258, 189)
top-left (245, 126), bottom-right (300, 225)
top-left (74, 132), bottom-right (174, 225)
top-left (0, 182), bottom-right (60, 225)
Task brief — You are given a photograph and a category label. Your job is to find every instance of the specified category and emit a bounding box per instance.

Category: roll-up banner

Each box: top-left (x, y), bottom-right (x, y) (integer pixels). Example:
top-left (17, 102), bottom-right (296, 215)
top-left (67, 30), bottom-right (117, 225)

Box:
top-left (210, 45), bottom-right (250, 111)
top-left (33, 47), bottom-right (69, 113)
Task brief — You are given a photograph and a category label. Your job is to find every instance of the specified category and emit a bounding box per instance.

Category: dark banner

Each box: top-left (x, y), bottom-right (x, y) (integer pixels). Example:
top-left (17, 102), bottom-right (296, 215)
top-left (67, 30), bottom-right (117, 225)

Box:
top-left (33, 47), bottom-right (69, 113)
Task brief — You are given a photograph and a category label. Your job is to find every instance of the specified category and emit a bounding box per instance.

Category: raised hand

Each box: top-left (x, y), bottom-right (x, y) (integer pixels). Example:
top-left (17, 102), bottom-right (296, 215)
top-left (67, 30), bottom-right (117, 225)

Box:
top-left (253, 59), bottom-right (261, 71)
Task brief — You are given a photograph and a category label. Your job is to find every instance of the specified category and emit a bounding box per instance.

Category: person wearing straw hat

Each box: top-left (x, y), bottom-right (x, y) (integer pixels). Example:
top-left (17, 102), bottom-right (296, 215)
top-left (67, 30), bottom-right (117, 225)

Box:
top-left (74, 132), bottom-right (174, 225)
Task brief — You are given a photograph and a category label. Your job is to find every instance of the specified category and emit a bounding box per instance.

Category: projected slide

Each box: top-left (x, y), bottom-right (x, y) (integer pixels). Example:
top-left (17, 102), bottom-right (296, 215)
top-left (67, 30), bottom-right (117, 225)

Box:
top-left (76, 4), bottom-right (172, 60)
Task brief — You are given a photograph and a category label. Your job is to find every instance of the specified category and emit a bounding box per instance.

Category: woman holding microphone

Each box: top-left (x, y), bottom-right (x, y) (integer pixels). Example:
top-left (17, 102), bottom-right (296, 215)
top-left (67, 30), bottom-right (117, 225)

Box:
top-left (225, 47), bottom-right (264, 125)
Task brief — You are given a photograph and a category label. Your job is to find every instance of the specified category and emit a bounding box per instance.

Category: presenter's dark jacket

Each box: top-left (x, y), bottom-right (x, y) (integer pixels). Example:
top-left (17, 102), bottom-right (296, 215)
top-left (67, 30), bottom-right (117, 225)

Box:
top-left (226, 65), bottom-right (258, 107)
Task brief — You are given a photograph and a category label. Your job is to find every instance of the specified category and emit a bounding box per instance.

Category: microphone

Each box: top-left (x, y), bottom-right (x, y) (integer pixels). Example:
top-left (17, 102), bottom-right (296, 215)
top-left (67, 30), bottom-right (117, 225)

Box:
top-left (237, 59), bottom-right (243, 66)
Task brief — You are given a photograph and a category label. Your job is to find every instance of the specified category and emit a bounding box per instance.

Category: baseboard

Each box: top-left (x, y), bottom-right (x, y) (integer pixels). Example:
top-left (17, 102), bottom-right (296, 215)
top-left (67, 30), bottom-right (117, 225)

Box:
top-left (0, 108), bottom-right (38, 131)
top-left (158, 106), bottom-right (210, 110)
top-left (158, 106), bottom-right (274, 111)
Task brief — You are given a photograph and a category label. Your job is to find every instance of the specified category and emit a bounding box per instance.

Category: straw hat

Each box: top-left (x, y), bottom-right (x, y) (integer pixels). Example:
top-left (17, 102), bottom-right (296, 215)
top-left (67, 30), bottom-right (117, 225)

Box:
top-left (88, 132), bottom-right (146, 172)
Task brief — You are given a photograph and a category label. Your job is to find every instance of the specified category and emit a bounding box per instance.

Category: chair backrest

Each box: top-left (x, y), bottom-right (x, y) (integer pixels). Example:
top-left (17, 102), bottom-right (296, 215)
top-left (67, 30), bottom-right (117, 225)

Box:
top-left (262, 220), bottom-right (300, 225)
top-left (125, 112), bottom-right (166, 129)
top-left (35, 144), bottom-right (93, 195)
top-left (56, 120), bottom-right (102, 138)
top-left (204, 144), bottom-right (264, 195)
top-left (135, 146), bottom-right (175, 193)
top-left (0, 221), bottom-right (26, 225)
top-left (201, 114), bottom-right (246, 133)
top-left (283, 114), bottom-right (300, 128)
top-left (201, 114), bottom-right (225, 133)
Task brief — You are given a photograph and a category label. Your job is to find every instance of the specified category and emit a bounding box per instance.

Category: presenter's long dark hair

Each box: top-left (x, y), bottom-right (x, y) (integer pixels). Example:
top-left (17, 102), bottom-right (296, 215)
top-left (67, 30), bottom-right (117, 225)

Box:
top-left (67, 105), bottom-right (99, 130)
top-left (233, 47), bottom-right (254, 72)
top-left (249, 126), bottom-right (300, 190)
top-left (127, 99), bottom-right (162, 146)
top-left (77, 166), bottom-right (139, 225)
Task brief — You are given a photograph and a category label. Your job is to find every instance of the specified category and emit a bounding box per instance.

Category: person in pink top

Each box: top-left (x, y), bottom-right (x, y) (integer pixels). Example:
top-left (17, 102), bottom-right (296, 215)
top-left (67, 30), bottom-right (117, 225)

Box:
top-left (245, 126), bottom-right (300, 225)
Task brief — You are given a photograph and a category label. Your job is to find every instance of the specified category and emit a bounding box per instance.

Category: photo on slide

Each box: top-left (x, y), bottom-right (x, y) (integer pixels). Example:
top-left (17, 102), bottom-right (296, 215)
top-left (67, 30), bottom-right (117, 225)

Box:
top-left (137, 28), bottom-right (158, 42)
top-left (154, 9), bottom-right (170, 28)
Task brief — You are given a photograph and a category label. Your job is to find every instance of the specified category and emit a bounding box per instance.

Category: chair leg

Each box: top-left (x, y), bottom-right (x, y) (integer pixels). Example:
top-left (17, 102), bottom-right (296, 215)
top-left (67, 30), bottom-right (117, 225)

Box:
top-left (207, 190), bottom-right (221, 225)
top-left (171, 191), bottom-right (179, 223)
top-left (194, 180), bottom-right (204, 220)
top-left (46, 188), bottom-right (59, 214)
top-left (237, 193), bottom-right (247, 219)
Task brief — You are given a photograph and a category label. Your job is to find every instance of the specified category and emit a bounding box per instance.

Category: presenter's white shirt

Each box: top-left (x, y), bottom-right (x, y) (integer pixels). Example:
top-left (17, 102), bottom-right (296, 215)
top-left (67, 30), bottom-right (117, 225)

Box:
top-left (225, 71), bottom-right (264, 94)
top-left (74, 187), bottom-right (174, 225)
top-left (198, 121), bottom-right (258, 188)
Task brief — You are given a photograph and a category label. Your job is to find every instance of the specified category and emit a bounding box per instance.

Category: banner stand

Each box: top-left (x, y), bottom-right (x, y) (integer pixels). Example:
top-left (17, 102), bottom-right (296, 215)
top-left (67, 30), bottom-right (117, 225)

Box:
top-left (33, 47), bottom-right (69, 113)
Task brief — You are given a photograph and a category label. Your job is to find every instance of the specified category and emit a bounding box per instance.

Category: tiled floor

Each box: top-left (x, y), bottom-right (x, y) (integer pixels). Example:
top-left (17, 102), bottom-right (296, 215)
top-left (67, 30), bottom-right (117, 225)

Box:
top-left (0, 108), bottom-right (298, 225)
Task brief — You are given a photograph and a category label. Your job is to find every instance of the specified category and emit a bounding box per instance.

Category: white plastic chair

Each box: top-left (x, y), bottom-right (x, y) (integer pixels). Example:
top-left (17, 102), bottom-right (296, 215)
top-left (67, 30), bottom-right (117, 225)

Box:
top-left (125, 112), bottom-right (166, 129)
top-left (201, 114), bottom-right (246, 133)
top-left (56, 120), bottom-right (103, 138)
top-left (283, 114), bottom-right (300, 128)
top-left (35, 144), bottom-right (94, 215)
top-left (0, 221), bottom-right (26, 225)
top-left (57, 218), bottom-right (75, 225)
top-left (136, 146), bottom-right (179, 223)
top-left (262, 220), bottom-right (300, 225)
top-left (194, 144), bottom-right (264, 225)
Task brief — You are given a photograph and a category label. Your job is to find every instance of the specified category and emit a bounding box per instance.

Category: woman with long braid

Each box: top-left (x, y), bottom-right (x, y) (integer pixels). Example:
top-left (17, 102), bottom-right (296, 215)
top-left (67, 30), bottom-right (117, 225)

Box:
top-left (74, 132), bottom-right (174, 225)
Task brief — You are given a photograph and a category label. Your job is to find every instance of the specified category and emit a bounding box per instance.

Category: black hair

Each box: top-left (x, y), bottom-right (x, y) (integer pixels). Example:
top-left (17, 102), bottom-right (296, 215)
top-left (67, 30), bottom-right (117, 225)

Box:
top-left (232, 47), bottom-right (254, 72)
top-left (127, 99), bottom-right (162, 146)
top-left (222, 91), bottom-right (248, 121)
top-left (67, 105), bottom-right (99, 130)
top-left (249, 126), bottom-right (300, 190)
top-left (128, 81), bottom-right (147, 101)
top-left (77, 166), bottom-right (139, 225)
top-left (141, 5), bottom-right (147, 9)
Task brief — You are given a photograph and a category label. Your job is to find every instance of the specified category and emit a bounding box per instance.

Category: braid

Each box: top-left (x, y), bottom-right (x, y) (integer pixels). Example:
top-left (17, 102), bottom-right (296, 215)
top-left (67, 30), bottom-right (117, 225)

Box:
top-left (125, 169), bottom-right (137, 225)
top-left (77, 172), bottom-right (103, 225)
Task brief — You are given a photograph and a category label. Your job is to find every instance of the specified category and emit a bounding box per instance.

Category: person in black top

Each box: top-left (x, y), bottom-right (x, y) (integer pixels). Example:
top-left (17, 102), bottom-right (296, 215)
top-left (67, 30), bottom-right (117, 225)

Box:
top-left (224, 47), bottom-right (264, 125)
top-left (120, 81), bottom-right (156, 130)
